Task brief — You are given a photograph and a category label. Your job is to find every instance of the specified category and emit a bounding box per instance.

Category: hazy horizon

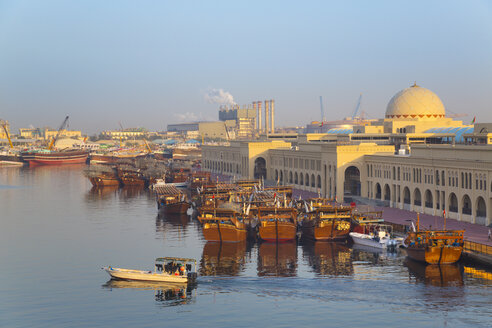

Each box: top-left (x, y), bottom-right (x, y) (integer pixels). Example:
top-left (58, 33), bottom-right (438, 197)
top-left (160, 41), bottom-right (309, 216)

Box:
top-left (1, 0), bottom-right (491, 134)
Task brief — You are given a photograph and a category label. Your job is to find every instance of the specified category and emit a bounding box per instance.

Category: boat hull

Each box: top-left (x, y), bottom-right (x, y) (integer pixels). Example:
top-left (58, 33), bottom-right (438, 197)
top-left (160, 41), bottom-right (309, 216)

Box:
top-left (349, 232), bottom-right (386, 249)
top-left (302, 219), bottom-right (351, 241)
top-left (89, 176), bottom-right (120, 187)
top-left (406, 246), bottom-right (463, 265)
top-left (202, 222), bottom-right (247, 242)
top-left (0, 160), bottom-right (24, 166)
top-left (104, 267), bottom-right (188, 283)
top-left (120, 177), bottom-right (146, 187)
top-left (22, 151), bottom-right (88, 165)
top-left (159, 201), bottom-right (190, 214)
top-left (259, 221), bottom-right (297, 242)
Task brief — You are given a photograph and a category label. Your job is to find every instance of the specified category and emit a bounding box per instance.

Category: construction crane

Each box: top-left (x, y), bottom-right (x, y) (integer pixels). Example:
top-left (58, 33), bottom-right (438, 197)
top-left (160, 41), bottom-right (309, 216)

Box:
top-left (143, 138), bottom-right (152, 154)
top-left (1, 120), bottom-right (13, 149)
top-left (352, 94), bottom-right (362, 120)
top-left (48, 116), bottom-right (69, 150)
top-left (118, 122), bottom-right (124, 148)
top-left (319, 96), bottom-right (325, 123)
top-left (223, 122), bottom-right (230, 141)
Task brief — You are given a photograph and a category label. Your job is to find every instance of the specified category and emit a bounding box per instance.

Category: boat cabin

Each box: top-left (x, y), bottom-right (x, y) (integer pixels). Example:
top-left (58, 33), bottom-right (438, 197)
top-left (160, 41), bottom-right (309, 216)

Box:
top-left (154, 257), bottom-right (197, 282)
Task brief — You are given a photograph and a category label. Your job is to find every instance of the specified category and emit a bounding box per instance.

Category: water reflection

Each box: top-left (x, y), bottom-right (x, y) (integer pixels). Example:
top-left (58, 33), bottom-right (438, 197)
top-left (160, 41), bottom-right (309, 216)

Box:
top-left (405, 259), bottom-right (464, 287)
top-left (257, 242), bottom-right (297, 277)
top-left (102, 280), bottom-right (195, 306)
top-left (119, 186), bottom-right (147, 201)
top-left (200, 241), bottom-right (248, 276)
top-left (302, 241), bottom-right (353, 276)
top-left (157, 212), bottom-right (191, 228)
top-left (85, 186), bottom-right (119, 203)
top-left (350, 244), bottom-right (400, 266)
top-left (85, 185), bottom-right (151, 205)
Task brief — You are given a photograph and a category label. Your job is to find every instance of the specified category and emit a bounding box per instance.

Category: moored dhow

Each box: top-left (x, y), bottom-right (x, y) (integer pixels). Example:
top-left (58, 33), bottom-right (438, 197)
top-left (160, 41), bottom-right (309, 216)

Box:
top-left (21, 149), bottom-right (89, 165)
top-left (198, 208), bottom-right (248, 242)
top-left (155, 184), bottom-right (190, 214)
top-left (85, 165), bottom-right (120, 187)
top-left (403, 214), bottom-right (464, 265)
top-left (300, 205), bottom-right (353, 241)
top-left (257, 207), bottom-right (297, 242)
top-left (404, 229), bottom-right (464, 264)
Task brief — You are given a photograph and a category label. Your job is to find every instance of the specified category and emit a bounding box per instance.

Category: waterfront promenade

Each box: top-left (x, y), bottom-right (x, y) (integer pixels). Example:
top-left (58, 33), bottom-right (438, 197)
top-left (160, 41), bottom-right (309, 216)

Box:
top-left (292, 188), bottom-right (492, 246)
top-left (210, 175), bottom-right (491, 246)
top-left (375, 206), bottom-right (492, 246)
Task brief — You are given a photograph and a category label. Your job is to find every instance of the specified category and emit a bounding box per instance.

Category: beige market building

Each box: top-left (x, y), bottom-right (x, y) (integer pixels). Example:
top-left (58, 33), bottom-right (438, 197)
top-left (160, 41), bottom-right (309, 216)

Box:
top-left (202, 84), bottom-right (492, 226)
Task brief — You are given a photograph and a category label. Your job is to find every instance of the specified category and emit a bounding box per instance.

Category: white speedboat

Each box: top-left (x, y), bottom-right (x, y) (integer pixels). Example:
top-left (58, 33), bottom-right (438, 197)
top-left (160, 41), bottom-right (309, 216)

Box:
top-left (350, 228), bottom-right (402, 250)
top-left (103, 257), bottom-right (197, 283)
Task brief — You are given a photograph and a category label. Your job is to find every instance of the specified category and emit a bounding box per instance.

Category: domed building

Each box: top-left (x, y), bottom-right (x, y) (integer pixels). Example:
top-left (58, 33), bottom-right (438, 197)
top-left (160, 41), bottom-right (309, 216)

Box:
top-left (347, 83), bottom-right (468, 138)
top-left (385, 83), bottom-right (446, 120)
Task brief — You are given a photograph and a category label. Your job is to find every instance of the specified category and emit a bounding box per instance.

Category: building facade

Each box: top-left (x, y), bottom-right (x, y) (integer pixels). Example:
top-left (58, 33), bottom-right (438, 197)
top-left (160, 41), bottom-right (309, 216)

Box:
top-left (202, 84), bottom-right (492, 226)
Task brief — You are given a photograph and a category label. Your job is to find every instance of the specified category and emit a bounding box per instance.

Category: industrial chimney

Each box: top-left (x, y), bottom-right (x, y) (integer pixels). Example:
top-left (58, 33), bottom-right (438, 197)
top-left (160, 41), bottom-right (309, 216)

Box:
top-left (264, 100), bottom-right (270, 135)
top-left (270, 99), bottom-right (275, 133)
top-left (257, 101), bottom-right (262, 132)
top-left (253, 102), bottom-right (258, 130)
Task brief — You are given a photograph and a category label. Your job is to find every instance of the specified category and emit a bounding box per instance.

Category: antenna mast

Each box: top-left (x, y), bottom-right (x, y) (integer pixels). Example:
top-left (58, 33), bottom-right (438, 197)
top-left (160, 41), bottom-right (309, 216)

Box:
top-left (319, 96), bottom-right (325, 122)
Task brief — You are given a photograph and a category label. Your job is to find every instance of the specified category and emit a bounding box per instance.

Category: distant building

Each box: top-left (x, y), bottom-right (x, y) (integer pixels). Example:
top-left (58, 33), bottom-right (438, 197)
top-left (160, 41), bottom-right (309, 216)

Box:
top-left (19, 128), bottom-right (44, 139)
top-left (167, 121), bottom-right (235, 140)
top-left (19, 127), bottom-right (82, 140)
top-left (45, 129), bottom-right (82, 140)
top-left (167, 123), bottom-right (200, 133)
top-left (101, 129), bottom-right (146, 140)
top-left (218, 105), bottom-right (256, 122)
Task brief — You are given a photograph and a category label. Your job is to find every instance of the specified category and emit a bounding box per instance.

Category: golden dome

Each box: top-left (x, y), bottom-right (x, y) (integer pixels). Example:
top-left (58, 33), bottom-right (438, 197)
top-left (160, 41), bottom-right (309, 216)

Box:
top-left (385, 84), bottom-right (445, 119)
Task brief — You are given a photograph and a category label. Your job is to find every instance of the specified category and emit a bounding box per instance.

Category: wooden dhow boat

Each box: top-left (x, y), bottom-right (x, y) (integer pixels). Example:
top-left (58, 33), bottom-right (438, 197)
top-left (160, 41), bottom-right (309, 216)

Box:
top-left (155, 184), bottom-right (190, 214)
top-left (117, 167), bottom-right (147, 187)
top-left (257, 207), bottom-right (297, 242)
top-left (190, 171), bottom-right (211, 190)
top-left (403, 214), bottom-right (464, 265)
top-left (300, 205), bottom-right (353, 241)
top-left (103, 257), bottom-right (197, 283)
top-left (198, 207), bottom-right (248, 242)
top-left (21, 149), bottom-right (89, 165)
top-left (85, 165), bottom-right (120, 187)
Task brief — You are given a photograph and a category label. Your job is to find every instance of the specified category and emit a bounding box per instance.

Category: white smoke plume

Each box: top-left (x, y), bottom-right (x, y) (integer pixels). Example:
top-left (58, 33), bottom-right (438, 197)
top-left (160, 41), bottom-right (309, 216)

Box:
top-left (174, 112), bottom-right (201, 122)
top-left (204, 88), bottom-right (236, 105)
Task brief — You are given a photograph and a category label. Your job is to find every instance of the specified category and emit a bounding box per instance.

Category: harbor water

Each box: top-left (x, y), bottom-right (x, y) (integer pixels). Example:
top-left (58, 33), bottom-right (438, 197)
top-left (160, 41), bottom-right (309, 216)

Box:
top-left (0, 165), bottom-right (491, 328)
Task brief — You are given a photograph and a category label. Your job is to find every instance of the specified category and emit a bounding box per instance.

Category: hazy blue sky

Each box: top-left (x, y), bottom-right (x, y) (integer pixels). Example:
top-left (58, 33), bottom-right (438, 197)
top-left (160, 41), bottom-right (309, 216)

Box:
top-left (1, 0), bottom-right (491, 134)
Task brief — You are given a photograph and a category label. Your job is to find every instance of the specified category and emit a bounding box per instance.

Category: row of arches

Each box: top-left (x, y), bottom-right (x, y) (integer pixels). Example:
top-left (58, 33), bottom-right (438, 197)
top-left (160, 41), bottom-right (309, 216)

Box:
top-left (374, 183), bottom-right (487, 217)
top-left (274, 169), bottom-right (322, 189)
top-left (203, 159), bottom-right (240, 174)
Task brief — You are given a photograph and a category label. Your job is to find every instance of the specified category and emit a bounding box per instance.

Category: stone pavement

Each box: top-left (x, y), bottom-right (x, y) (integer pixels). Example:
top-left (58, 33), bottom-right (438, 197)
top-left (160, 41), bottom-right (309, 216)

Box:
top-left (374, 206), bottom-right (492, 246)
top-left (291, 188), bottom-right (492, 246)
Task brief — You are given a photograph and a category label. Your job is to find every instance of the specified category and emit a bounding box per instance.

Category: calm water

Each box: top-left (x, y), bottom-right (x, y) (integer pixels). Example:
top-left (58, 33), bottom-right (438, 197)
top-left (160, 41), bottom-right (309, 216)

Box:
top-left (0, 165), bottom-right (491, 328)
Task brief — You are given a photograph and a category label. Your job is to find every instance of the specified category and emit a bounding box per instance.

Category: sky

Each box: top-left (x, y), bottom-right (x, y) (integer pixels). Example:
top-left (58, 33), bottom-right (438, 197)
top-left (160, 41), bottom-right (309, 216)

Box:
top-left (0, 0), bottom-right (491, 134)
